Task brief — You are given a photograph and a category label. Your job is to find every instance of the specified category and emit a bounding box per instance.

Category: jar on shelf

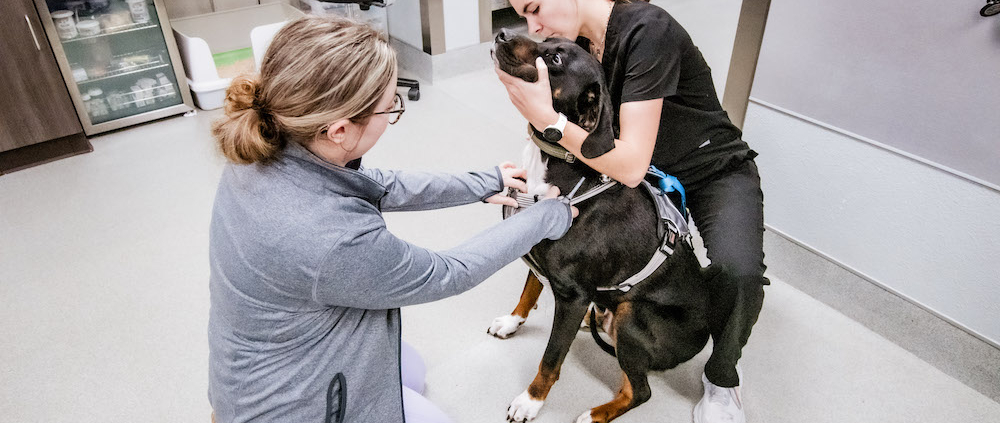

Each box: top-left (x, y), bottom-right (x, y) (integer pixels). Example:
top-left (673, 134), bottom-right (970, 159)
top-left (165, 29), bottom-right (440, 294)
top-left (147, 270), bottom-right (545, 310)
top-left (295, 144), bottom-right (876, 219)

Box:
top-left (99, 10), bottom-right (134, 32)
top-left (76, 19), bottom-right (102, 37)
top-left (80, 92), bottom-right (93, 117)
top-left (70, 64), bottom-right (88, 82)
top-left (80, 37), bottom-right (113, 78)
top-left (131, 85), bottom-right (152, 107)
top-left (52, 10), bottom-right (78, 40)
top-left (155, 73), bottom-right (177, 100)
top-left (126, 0), bottom-right (150, 24)
top-left (87, 88), bottom-right (110, 118)
top-left (106, 90), bottom-right (130, 112)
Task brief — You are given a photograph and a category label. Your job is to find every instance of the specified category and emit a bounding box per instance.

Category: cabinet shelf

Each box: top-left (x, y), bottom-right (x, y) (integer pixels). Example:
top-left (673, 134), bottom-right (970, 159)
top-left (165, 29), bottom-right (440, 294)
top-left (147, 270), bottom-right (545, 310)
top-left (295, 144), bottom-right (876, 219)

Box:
top-left (61, 21), bottom-right (159, 45)
top-left (77, 62), bottom-right (170, 85)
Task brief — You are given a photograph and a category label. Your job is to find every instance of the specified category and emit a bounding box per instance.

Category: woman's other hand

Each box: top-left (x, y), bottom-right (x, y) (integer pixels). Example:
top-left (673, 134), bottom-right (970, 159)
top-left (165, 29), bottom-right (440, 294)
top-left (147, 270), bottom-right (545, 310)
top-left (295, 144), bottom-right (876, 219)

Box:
top-left (542, 185), bottom-right (579, 218)
top-left (495, 57), bottom-right (560, 131)
top-left (485, 162), bottom-right (528, 207)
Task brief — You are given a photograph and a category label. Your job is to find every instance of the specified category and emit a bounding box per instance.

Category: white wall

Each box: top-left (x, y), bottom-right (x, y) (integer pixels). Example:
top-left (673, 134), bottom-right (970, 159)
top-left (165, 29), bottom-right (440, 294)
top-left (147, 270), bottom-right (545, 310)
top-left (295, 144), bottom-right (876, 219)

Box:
top-left (743, 1), bottom-right (1000, 346)
top-left (744, 102), bottom-right (1000, 346)
top-left (750, 0), bottom-right (1000, 187)
top-left (442, 0), bottom-right (481, 51)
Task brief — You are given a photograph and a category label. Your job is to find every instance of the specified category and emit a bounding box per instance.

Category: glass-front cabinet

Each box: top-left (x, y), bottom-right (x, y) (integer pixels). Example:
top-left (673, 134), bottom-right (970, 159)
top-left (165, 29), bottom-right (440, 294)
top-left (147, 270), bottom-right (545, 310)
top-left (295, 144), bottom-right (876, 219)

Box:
top-left (33, 0), bottom-right (192, 135)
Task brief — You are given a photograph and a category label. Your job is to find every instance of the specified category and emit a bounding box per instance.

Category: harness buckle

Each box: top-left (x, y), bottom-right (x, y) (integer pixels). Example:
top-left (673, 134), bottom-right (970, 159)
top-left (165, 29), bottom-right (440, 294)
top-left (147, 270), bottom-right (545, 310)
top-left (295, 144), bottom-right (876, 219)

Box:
top-left (659, 223), bottom-right (680, 255)
top-left (564, 151), bottom-right (576, 163)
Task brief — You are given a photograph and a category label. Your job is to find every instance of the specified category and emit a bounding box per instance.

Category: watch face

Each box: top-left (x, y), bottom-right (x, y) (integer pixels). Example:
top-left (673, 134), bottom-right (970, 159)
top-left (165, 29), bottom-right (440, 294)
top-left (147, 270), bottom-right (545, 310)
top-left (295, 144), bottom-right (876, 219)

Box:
top-left (544, 127), bottom-right (563, 142)
top-left (984, 3), bottom-right (1000, 16)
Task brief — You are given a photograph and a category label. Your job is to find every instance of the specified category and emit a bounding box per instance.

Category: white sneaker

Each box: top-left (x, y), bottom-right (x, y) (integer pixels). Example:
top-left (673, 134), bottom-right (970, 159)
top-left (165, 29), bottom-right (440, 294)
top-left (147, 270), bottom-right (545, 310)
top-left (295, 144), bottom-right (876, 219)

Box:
top-left (693, 369), bottom-right (745, 423)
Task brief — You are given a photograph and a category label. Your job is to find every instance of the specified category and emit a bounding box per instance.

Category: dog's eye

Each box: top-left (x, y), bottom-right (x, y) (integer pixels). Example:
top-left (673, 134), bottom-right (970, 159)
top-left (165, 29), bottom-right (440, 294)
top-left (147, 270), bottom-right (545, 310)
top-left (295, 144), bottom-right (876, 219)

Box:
top-left (551, 53), bottom-right (562, 66)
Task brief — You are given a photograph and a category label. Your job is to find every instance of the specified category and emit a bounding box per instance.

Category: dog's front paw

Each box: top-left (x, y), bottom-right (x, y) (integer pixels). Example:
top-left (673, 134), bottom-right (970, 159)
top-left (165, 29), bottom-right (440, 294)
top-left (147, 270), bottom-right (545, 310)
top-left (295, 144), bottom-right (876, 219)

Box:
top-left (507, 390), bottom-right (544, 422)
top-left (574, 410), bottom-right (595, 423)
top-left (487, 314), bottom-right (526, 339)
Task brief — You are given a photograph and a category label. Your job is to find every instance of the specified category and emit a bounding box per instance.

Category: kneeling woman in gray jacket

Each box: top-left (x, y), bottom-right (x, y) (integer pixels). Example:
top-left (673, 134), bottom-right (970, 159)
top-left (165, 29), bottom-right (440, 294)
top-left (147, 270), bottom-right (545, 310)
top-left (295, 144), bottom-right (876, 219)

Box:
top-left (207, 16), bottom-right (574, 423)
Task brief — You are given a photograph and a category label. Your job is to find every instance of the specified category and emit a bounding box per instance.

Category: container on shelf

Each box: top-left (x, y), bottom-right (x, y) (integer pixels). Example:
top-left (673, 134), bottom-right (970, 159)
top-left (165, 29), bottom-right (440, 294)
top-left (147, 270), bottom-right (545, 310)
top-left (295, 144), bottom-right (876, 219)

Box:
top-left (79, 37), bottom-right (113, 78)
top-left (86, 88), bottom-right (110, 118)
top-left (71, 64), bottom-right (88, 82)
top-left (126, 0), bottom-right (150, 24)
top-left (52, 10), bottom-right (78, 40)
top-left (76, 19), bottom-right (102, 37)
top-left (99, 10), bottom-right (134, 32)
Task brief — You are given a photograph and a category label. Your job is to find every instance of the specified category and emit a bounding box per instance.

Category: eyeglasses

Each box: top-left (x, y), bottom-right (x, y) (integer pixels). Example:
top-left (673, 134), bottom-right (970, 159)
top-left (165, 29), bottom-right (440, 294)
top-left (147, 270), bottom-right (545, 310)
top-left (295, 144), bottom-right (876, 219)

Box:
top-left (320, 92), bottom-right (406, 134)
top-left (372, 92), bottom-right (405, 125)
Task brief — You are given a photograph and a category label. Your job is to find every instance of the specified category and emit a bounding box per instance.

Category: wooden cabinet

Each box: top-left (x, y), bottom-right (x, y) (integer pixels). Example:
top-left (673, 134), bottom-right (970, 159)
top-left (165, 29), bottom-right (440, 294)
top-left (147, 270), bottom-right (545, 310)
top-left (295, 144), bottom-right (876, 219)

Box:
top-left (0, 0), bottom-right (90, 174)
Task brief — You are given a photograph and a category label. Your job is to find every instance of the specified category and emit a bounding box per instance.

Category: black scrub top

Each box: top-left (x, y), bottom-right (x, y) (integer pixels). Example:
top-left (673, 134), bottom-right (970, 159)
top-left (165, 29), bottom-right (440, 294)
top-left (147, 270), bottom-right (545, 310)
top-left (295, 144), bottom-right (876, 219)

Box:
top-left (578, 0), bottom-right (756, 190)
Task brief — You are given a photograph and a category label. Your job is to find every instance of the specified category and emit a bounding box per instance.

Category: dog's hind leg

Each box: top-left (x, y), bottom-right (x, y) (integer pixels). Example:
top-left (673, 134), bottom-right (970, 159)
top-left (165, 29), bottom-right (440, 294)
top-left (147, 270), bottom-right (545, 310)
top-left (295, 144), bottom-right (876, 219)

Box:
top-left (507, 297), bottom-right (590, 422)
top-left (488, 271), bottom-right (544, 339)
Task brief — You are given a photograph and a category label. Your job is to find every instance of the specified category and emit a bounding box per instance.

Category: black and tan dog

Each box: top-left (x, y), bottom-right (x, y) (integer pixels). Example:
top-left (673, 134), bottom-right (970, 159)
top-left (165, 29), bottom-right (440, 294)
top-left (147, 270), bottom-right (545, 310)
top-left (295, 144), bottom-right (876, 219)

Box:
top-left (489, 30), bottom-right (714, 423)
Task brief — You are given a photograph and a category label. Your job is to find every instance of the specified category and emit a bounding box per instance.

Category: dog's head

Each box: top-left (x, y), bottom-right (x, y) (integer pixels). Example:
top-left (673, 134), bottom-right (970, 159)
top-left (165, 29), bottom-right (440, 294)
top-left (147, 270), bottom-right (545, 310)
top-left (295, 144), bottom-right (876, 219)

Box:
top-left (493, 29), bottom-right (615, 159)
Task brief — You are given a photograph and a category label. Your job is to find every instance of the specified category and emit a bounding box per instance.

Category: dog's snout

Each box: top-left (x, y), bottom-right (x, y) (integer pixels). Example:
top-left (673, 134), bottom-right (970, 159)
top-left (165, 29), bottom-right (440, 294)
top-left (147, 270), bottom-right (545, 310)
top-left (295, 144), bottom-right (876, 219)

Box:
top-left (496, 28), bottom-right (513, 43)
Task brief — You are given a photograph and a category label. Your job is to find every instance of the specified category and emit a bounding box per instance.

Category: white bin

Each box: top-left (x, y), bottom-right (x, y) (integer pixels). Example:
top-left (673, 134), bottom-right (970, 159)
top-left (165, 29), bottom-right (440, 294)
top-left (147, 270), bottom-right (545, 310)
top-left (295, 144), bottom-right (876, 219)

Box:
top-left (170, 3), bottom-right (303, 110)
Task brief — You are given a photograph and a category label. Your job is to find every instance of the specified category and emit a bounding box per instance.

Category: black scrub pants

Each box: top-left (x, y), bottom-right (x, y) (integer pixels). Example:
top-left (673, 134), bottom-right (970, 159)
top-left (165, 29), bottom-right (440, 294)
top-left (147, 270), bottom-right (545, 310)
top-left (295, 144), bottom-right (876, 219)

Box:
top-left (685, 159), bottom-right (768, 388)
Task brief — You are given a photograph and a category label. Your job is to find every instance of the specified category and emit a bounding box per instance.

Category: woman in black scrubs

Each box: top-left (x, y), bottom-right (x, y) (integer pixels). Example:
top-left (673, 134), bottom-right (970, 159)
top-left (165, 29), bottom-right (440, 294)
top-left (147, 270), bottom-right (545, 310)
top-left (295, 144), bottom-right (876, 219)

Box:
top-left (496, 1), bottom-right (767, 422)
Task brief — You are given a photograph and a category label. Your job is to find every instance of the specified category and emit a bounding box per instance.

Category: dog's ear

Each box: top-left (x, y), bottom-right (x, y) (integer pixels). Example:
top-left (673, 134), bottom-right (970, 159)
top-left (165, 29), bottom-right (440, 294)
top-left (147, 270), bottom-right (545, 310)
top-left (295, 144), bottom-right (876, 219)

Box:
top-left (576, 82), bottom-right (602, 133)
top-left (577, 82), bottom-right (616, 159)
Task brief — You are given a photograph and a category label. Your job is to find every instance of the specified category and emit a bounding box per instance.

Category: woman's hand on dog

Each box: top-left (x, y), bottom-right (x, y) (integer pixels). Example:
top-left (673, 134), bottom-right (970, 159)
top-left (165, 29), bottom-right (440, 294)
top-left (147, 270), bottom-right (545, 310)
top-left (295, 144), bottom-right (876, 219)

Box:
top-left (485, 162), bottom-right (528, 208)
top-left (543, 185), bottom-right (579, 218)
top-left (485, 163), bottom-right (578, 218)
top-left (496, 57), bottom-right (560, 131)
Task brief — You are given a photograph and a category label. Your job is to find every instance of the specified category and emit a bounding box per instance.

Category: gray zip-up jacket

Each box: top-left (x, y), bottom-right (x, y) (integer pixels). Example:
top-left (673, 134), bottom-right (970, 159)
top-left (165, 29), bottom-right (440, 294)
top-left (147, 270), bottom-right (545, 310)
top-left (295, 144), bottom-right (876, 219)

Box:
top-left (208, 142), bottom-right (572, 423)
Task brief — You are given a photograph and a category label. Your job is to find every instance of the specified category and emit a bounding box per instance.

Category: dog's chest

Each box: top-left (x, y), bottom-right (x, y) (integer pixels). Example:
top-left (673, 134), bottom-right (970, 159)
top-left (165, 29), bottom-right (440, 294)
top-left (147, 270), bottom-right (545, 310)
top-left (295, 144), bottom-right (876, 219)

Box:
top-left (522, 143), bottom-right (550, 197)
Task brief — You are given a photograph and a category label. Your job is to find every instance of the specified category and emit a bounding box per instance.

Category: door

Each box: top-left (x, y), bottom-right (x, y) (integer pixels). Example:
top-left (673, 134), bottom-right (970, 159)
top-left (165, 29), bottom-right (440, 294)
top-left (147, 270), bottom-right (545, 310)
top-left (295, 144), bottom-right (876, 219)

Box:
top-left (0, 0), bottom-right (83, 152)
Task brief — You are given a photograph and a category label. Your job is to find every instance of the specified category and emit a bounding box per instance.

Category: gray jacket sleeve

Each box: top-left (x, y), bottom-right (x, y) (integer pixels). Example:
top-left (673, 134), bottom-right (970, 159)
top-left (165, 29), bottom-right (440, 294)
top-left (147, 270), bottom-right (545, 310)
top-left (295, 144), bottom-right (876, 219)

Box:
top-left (362, 167), bottom-right (504, 212)
top-left (313, 199), bottom-right (572, 309)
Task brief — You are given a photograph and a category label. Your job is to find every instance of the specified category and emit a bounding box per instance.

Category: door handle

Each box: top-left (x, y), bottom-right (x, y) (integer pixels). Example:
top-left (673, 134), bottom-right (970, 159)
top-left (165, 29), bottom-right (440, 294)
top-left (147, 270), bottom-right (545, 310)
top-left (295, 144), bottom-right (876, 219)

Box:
top-left (25, 15), bottom-right (42, 51)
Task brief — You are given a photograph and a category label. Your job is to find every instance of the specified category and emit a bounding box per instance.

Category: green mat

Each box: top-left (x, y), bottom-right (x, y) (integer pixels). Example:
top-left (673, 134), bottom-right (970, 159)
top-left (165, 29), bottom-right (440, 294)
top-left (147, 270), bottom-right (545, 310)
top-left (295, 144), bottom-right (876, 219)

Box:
top-left (212, 47), bottom-right (254, 68)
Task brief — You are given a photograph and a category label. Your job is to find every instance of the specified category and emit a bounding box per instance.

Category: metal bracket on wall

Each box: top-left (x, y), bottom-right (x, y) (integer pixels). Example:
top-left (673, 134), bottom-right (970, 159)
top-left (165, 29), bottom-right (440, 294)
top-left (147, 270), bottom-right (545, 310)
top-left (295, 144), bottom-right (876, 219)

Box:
top-left (721, 0), bottom-right (771, 130)
top-left (419, 0), bottom-right (445, 55)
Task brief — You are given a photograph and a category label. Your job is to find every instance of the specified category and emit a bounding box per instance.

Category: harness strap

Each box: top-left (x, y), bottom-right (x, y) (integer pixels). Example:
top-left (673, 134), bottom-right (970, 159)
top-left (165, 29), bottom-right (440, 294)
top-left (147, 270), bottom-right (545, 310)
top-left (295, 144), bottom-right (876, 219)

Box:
top-left (568, 179), bottom-right (616, 205)
top-left (595, 179), bottom-right (691, 293)
top-left (505, 179), bottom-right (617, 208)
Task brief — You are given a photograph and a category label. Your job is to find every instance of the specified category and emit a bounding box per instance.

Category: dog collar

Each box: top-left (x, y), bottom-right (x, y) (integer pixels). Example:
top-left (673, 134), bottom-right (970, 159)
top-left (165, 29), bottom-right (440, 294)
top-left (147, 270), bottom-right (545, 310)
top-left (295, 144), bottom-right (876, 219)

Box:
top-left (528, 125), bottom-right (576, 163)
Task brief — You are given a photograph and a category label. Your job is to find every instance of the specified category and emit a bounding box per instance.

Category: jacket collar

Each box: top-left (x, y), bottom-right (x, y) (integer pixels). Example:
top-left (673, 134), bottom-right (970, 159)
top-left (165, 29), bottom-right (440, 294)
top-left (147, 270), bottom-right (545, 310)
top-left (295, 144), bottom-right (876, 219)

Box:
top-left (281, 141), bottom-right (388, 204)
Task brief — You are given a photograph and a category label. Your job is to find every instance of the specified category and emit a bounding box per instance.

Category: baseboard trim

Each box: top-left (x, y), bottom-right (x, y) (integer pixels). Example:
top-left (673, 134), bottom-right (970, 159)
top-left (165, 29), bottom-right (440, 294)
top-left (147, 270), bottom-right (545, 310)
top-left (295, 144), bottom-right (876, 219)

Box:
top-left (763, 226), bottom-right (1000, 402)
top-left (0, 133), bottom-right (92, 175)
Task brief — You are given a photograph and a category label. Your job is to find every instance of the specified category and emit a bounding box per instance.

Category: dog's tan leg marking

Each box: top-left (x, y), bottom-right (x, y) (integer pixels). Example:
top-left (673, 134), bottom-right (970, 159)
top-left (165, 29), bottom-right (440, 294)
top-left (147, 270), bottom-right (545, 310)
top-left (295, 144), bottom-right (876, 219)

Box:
top-left (512, 271), bottom-right (544, 318)
top-left (526, 360), bottom-right (561, 401)
top-left (211, 412), bottom-right (216, 423)
top-left (587, 372), bottom-right (634, 423)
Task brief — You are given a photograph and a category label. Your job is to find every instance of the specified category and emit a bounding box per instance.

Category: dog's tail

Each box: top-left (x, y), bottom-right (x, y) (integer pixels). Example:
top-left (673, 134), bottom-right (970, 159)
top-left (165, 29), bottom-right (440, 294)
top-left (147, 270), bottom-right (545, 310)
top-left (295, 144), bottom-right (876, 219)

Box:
top-left (589, 309), bottom-right (617, 357)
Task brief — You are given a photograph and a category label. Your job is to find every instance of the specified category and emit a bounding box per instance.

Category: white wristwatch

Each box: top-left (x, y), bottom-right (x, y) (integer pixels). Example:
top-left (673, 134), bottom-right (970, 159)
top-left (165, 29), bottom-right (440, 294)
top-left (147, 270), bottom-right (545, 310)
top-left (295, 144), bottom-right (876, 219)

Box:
top-left (542, 113), bottom-right (568, 142)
